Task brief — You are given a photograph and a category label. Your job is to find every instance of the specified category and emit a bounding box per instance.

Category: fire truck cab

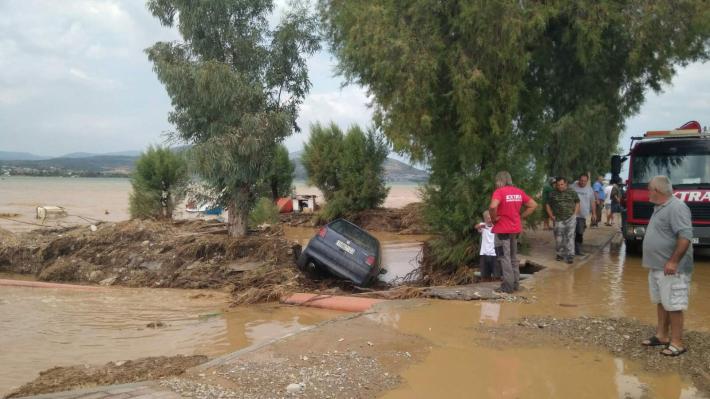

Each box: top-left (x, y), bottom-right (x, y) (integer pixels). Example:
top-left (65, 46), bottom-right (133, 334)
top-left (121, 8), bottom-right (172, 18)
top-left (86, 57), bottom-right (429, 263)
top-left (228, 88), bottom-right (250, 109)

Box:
top-left (612, 121), bottom-right (710, 250)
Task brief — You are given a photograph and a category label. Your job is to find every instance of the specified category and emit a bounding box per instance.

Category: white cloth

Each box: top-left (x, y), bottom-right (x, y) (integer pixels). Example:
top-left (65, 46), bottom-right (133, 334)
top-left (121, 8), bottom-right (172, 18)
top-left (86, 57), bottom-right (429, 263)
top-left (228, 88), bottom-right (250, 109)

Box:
top-left (479, 224), bottom-right (496, 256)
top-left (603, 185), bottom-right (613, 205)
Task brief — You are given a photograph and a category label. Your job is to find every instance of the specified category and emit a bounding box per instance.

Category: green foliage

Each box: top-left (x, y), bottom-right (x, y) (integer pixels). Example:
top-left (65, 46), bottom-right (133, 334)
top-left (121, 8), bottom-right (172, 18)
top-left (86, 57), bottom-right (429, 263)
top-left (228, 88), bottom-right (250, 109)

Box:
top-left (301, 122), bottom-right (344, 201)
top-left (302, 123), bottom-right (390, 220)
top-left (146, 0), bottom-right (320, 236)
top-left (320, 0), bottom-right (710, 268)
top-left (129, 146), bottom-right (188, 219)
top-left (249, 197), bottom-right (280, 226)
top-left (265, 144), bottom-right (295, 201)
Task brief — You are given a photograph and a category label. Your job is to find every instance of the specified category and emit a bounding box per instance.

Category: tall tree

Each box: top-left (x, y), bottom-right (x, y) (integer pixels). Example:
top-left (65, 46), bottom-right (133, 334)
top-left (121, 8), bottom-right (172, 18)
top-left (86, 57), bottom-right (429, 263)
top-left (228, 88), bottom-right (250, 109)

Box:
top-left (129, 146), bottom-right (188, 220)
top-left (320, 0), bottom-right (710, 267)
top-left (146, 0), bottom-right (320, 236)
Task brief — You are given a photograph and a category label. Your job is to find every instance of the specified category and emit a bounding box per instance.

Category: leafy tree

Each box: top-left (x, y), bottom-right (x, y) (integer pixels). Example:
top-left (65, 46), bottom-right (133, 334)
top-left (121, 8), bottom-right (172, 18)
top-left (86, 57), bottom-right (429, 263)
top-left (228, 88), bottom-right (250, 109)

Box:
top-left (146, 0), bottom-right (320, 236)
top-left (302, 123), bottom-right (390, 220)
top-left (129, 146), bottom-right (188, 220)
top-left (265, 143), bottom-right (295, 201)
top-left (320, 0), bottom-right (710, 268)
top-left (301, 122), bottom-right (344, 201)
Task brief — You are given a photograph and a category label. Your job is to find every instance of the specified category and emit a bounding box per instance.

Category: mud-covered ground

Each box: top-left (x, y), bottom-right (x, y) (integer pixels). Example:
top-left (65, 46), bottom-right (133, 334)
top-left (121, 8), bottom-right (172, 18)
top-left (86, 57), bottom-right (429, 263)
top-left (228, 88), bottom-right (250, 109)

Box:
top-left (161, 312), bottom-right (429, 399)
top-left (4, 355), bottom-right (207, 398)
top-left (0, 219), bottom-right (302, 293)
top-left (481, 316), bottom-right (710, 396)
top-left (0, 206), bottom-right (430, 303)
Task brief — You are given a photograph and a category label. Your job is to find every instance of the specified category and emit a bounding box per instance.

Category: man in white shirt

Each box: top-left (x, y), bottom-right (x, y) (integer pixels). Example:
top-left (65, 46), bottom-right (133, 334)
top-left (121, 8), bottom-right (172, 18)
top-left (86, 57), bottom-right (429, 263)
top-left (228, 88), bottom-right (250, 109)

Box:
top-left (572, 173), bottom-right (596, 256)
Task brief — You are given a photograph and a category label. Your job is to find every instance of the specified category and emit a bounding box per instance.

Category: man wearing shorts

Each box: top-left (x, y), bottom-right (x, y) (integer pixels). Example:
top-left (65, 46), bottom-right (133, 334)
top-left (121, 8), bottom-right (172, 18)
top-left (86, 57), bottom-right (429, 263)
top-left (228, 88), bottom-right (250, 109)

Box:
top-left (641, 175), bottom-right (693, 357)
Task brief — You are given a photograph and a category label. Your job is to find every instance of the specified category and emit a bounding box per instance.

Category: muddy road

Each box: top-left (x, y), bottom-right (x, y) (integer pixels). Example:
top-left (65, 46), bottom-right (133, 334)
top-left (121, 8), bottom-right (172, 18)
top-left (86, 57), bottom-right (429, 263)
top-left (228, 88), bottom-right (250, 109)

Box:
top-left (378, 244), bottom-right (710, 399)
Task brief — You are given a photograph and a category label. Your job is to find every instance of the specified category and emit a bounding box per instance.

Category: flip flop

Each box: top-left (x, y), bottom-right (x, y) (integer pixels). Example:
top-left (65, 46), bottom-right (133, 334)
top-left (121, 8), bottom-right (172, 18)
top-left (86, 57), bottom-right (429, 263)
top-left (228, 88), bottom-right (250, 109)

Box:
top-left (642, 336), bottom-right (669, 347)
top-left (661, 344), bottom-right (687, 357)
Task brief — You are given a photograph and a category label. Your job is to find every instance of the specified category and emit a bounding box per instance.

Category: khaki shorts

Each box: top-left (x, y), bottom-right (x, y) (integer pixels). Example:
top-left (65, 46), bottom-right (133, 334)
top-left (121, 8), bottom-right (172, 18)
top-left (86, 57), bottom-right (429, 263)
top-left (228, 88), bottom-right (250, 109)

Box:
top-left (648, 270), bottom-right (691, 311)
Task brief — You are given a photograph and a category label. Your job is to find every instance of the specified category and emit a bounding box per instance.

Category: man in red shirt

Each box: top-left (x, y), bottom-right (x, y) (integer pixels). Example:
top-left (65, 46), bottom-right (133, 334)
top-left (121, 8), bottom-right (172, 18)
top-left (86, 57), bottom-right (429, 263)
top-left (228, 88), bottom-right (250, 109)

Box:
top-left (488, 171), bottom-right (537, 293)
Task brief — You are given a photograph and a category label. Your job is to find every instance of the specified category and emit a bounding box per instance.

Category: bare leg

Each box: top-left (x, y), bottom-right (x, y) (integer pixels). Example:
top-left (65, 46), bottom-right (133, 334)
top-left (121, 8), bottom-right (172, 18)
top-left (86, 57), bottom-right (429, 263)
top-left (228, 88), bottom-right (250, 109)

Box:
top-left (668, 311), bottom-right (684, 349)
top-left (656, 304), bottom-right (670, 342)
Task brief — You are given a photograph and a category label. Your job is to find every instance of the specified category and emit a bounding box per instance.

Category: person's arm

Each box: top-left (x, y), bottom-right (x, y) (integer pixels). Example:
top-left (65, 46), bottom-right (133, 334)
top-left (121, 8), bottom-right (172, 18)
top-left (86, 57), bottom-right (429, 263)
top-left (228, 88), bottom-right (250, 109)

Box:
top-left (488, 198), bottom-right (500, 222)
top-left (665, 205), bottom-right (694, 275)
top-left (589, 188), bottom-right (597, 220)
top-left (545, 203), bottom-right (555, 221)
top-left (574, 201), bottom-right (580, 216)
top-left (664, 238), bottom-right (691, 275)
top-left (521, 198), bottom-right (537, 219)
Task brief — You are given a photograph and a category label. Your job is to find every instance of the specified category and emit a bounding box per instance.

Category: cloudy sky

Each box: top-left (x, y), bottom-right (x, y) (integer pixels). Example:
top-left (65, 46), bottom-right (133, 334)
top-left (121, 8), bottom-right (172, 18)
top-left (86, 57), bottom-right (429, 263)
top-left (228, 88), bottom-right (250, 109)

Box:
top-left (0, 0), bottom-right (708, 159)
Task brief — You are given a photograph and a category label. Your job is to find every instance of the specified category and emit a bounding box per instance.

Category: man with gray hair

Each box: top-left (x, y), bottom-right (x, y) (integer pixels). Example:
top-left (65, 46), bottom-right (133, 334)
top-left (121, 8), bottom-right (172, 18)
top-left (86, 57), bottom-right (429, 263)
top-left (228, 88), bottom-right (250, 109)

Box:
top-left (641, 175), bottom-right (693, 357)
top-left (489, 171), bottom-right (537, 293)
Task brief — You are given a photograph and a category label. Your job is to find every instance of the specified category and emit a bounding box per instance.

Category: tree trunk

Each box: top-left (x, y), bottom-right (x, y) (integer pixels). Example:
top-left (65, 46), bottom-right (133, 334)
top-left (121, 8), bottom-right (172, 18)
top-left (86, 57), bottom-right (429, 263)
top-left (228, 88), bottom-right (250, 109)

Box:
top-left (227, 202), bottom-right (248, 237)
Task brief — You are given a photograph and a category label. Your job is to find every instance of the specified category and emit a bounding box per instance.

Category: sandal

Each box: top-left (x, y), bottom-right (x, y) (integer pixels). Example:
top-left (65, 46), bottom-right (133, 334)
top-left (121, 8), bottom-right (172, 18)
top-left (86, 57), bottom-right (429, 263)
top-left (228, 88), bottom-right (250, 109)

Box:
top-left (642, 336), bottom-right (669, 347)
top-left (661, 344), bottom-right (687, 357)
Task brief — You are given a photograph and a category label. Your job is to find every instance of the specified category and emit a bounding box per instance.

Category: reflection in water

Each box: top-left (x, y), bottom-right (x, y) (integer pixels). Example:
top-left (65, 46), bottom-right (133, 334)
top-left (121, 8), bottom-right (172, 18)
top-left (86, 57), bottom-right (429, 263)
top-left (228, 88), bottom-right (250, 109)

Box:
top-left (479, 302), bottom-right (501, 323)
top-left (0, 285), bottom-right (337, 396)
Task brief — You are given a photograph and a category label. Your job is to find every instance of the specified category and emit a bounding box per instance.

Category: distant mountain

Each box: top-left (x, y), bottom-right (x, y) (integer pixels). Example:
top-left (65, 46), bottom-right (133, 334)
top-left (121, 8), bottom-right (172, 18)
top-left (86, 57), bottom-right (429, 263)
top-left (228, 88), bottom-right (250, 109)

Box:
top-left (0, 151), bottom-right (50, 161)
top-left (289, 151), bottom-right (428, 183)
top-left (60, 150), bottom-right (142, 158)
top-left (60, 152), bottom-right (97, 159)
top-left (0, 155), bottom-right (138, 176)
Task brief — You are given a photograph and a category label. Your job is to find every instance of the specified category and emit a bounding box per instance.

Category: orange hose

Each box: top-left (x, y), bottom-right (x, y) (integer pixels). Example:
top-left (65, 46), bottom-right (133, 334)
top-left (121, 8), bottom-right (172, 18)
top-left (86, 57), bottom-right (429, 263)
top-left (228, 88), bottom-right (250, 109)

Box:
top-left (283, 293), bottom-right (384, 312)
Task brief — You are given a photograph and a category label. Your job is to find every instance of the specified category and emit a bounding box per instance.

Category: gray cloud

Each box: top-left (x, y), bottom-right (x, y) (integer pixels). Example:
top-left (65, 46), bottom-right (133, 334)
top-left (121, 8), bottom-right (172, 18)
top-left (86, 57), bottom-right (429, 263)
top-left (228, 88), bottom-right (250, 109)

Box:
top-left (0, 0), bottom-right (707, 163)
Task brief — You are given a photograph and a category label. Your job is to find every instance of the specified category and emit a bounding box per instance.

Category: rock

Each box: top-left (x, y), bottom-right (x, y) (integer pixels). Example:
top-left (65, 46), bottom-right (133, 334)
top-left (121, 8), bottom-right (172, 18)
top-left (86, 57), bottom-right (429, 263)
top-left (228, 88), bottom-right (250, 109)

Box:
top-left (141, 261), bottom-right (162, 271)
top-left (88, 270), bottom-right (104, 282)
top-left (89, 224), bottom-right (98, 232)
top-left (146, 321), bottom-right (165, 328)
top-left (286, 383), bottom-right (305, 394)
top-left (99, 276), bottom-right (117, 286)
top-left (142, 240), bottom-right (150, 246)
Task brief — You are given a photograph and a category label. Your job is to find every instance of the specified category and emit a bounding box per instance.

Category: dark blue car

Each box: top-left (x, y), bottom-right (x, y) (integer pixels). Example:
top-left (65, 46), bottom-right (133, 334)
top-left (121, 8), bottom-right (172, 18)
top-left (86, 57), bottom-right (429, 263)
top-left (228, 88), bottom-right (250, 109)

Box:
top-left (297, 219), bottom-right (383, 286)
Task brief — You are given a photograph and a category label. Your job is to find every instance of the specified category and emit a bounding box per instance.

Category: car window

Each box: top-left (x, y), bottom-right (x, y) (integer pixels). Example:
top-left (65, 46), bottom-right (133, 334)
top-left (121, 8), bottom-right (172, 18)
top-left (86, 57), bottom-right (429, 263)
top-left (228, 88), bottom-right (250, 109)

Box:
top-left (328, 220), bottom-right (378, 254)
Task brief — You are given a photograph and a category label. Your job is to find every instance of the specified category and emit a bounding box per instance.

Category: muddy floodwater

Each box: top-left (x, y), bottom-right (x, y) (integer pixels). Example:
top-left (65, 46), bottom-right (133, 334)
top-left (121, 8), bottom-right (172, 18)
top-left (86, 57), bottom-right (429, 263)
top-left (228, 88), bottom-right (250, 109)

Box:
top-left (0, 177), bottom-right (421, 233)
top-left (0, 281), bottom-right (339, 396)
top-left (377, 245), bottom-right (710, 399)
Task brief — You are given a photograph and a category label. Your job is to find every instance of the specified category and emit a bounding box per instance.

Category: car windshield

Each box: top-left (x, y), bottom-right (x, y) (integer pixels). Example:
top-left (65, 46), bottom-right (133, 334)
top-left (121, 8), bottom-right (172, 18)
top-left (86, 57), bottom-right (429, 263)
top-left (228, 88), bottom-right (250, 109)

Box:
top-left (328, 220), bottom-right (379, 254)
top-left (631, 154), bottom-right (710, 188)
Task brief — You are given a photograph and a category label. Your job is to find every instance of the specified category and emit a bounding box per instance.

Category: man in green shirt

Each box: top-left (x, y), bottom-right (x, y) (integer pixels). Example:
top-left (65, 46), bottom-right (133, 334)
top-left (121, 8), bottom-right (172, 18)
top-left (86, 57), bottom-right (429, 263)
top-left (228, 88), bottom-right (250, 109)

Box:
top-left (541, 177), bottom-right (556, 230)
top-left (546, 177), bottom-right (580, 264)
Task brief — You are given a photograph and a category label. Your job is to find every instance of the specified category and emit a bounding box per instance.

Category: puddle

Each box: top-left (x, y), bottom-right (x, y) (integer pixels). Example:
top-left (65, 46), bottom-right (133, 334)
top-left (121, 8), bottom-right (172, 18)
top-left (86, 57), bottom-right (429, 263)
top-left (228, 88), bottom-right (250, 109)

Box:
top-left (376, 301), bottom-right (703, 399)
top-left (283, 226), bottom-right (426, 284)
top-left (0, 284), bottom-right (339, 395)
top-left (374, 243), bottom-right (710, 398)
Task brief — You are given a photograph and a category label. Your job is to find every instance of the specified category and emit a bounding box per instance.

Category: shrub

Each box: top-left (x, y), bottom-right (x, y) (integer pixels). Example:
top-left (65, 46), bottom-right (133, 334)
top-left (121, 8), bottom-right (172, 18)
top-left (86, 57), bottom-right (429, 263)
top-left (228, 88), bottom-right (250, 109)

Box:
top-left (249, 197), bottom-right (280, 226)
top-left (302, 123), bottom-right (389, 220)
top-left (129, 146), bottom-right (188, 219)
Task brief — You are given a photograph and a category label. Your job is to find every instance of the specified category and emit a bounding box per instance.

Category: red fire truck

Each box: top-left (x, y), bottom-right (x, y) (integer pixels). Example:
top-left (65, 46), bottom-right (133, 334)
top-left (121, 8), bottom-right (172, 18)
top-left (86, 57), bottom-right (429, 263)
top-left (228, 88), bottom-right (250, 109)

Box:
top-left (611, 121), bottom-right (710, 250)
